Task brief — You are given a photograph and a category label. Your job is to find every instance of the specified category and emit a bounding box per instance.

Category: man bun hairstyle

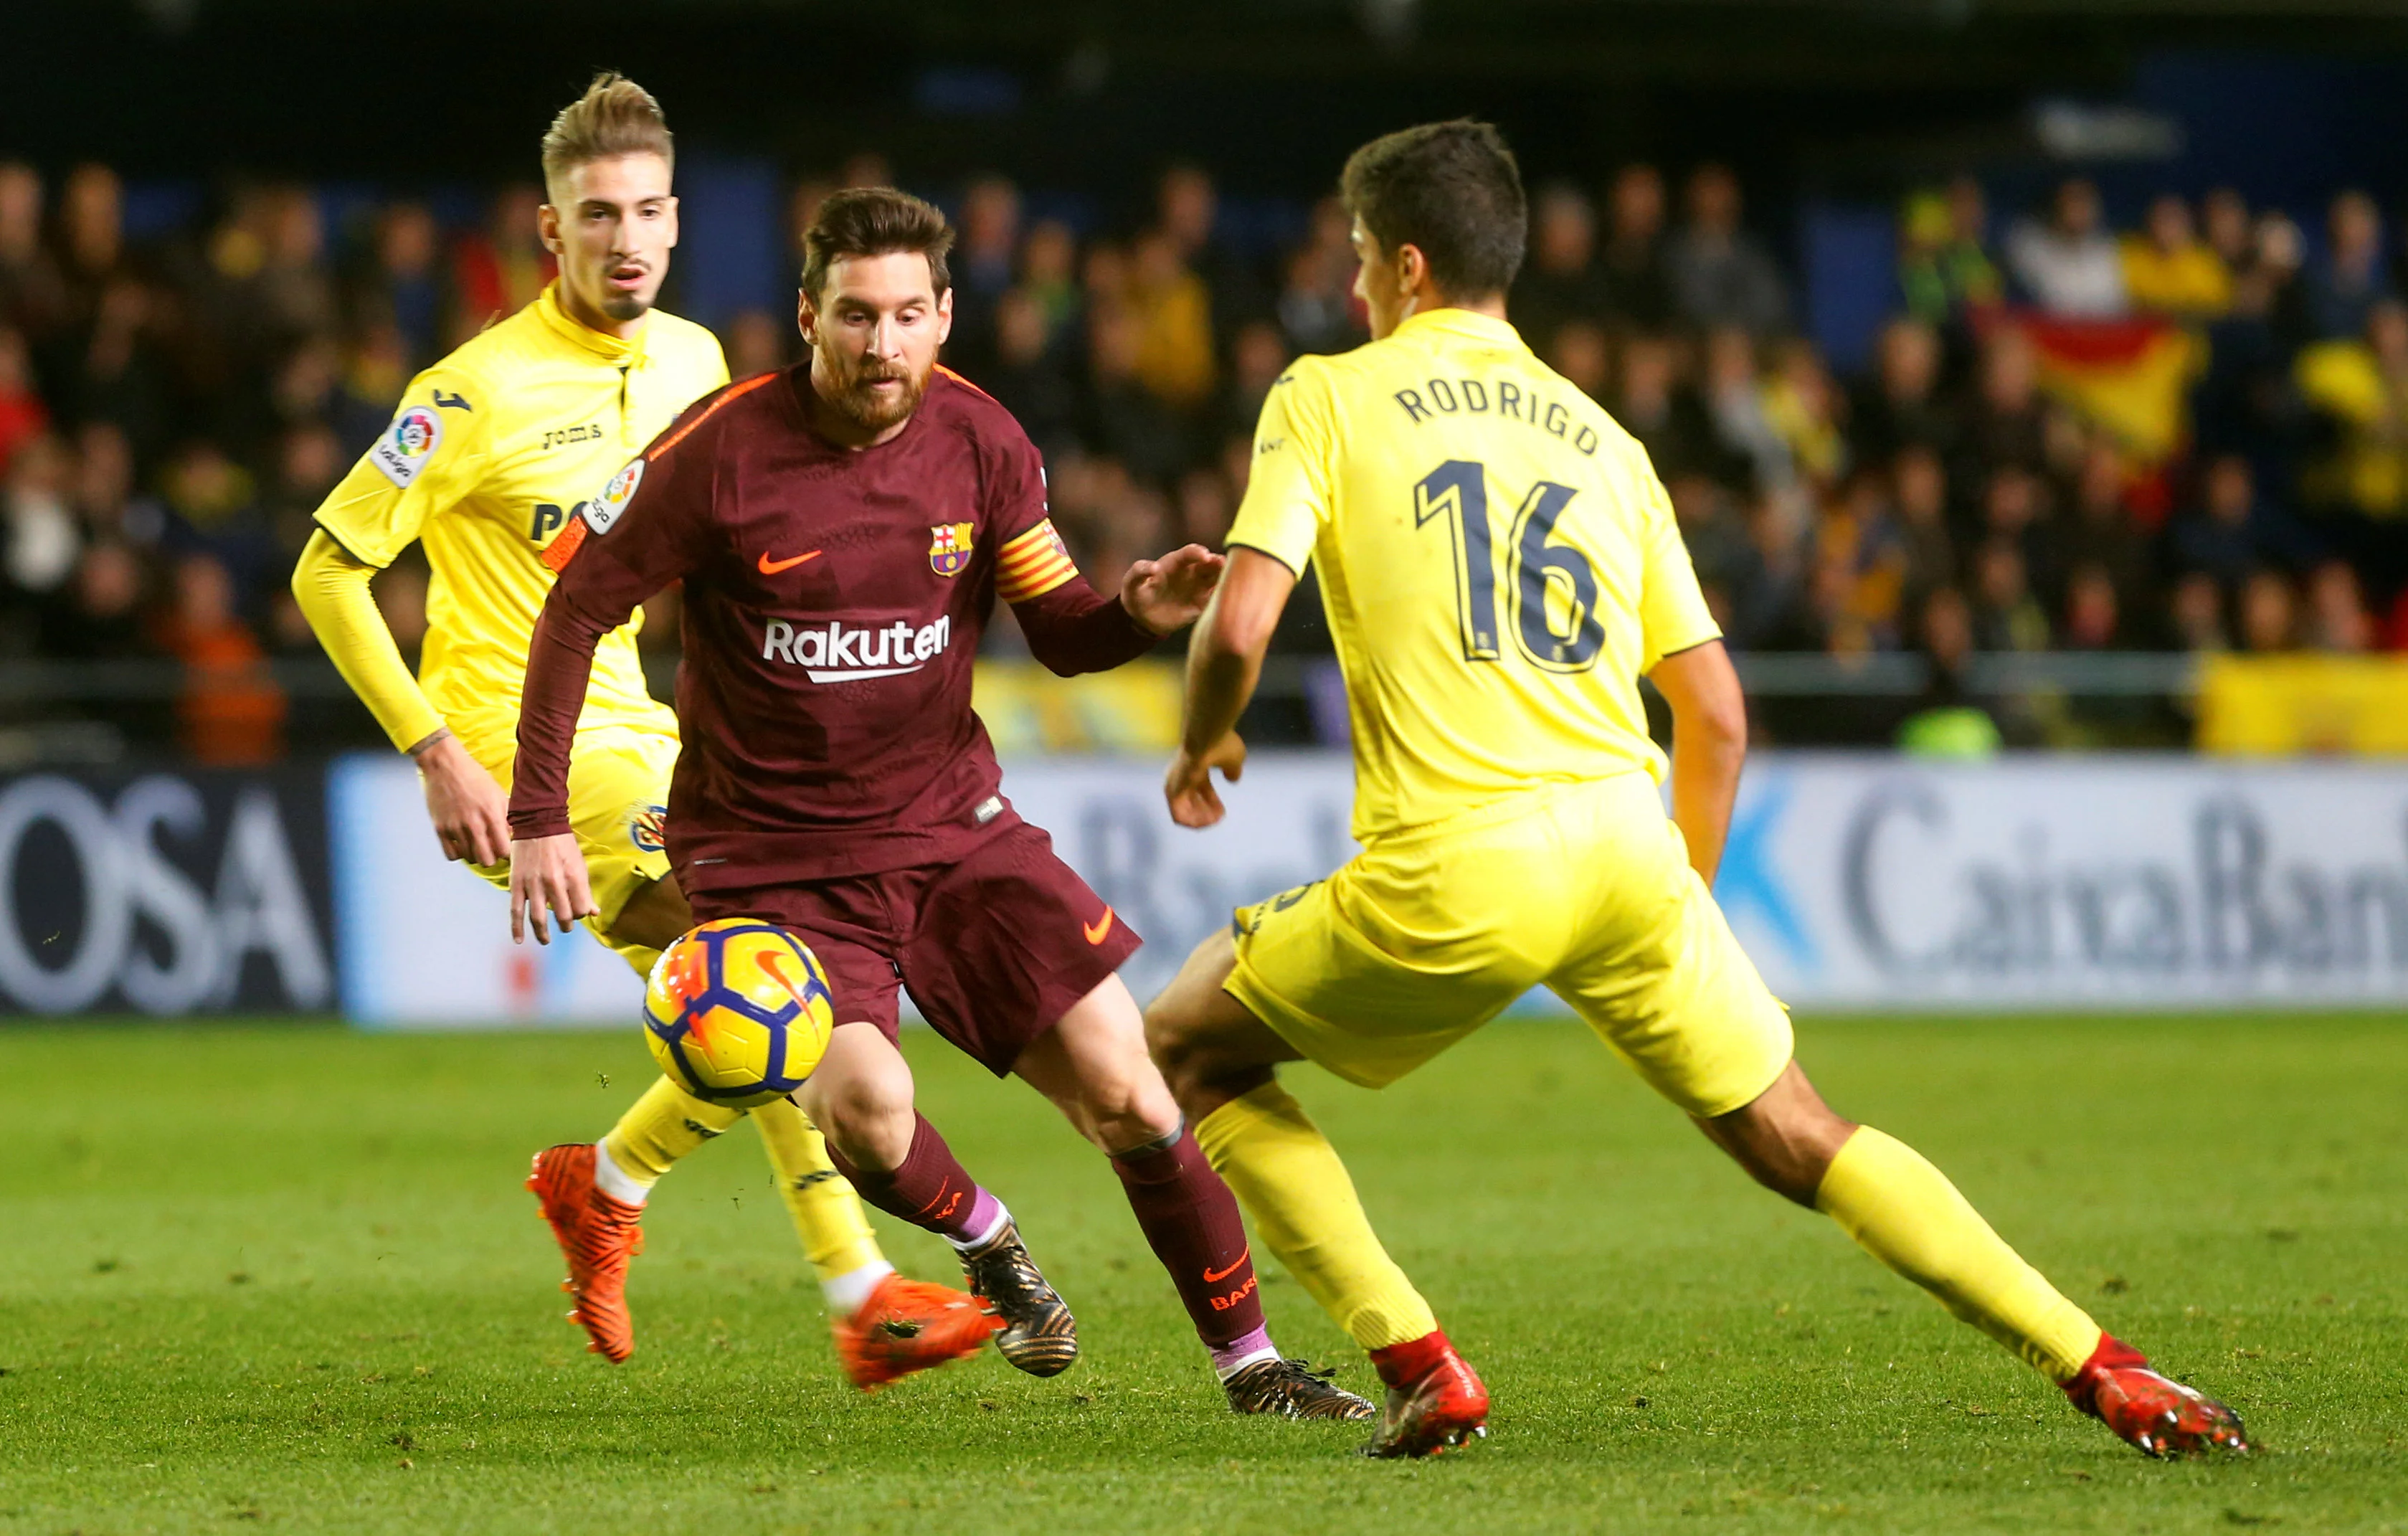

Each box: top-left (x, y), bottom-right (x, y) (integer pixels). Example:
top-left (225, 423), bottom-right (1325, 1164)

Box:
top-left (1340, 119), bottom-right (1527, 300)
top-left (802, 187), bottom-right (954, 301)
top-left (541, 73), bottom-right (674, 202)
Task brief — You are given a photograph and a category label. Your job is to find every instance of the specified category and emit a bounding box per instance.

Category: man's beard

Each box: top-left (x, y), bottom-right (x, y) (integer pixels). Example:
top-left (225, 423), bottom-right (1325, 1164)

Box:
top-left (596, 289), bottom-right (652, 323)
top-left (825, 358), bottom-right (926, 431)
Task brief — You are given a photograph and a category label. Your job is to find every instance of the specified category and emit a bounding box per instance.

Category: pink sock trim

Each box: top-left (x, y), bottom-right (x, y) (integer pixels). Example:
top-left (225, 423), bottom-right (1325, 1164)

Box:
top-left (1210, 1324), bottom-right (1275, 1375)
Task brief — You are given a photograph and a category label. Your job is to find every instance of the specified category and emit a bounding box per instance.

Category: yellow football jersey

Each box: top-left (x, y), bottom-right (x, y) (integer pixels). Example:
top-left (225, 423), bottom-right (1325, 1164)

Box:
top-left (1228, 307), bottom-right (1719, 845)
top-left (313, 283), bottom-right (728, 755)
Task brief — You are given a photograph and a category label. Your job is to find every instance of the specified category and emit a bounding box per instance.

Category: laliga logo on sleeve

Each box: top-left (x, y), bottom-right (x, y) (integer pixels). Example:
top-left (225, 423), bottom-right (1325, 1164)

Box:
top-left (584, 458), bottom-right (645, 536)
top-left (367, 404), bottom-right (443, 488)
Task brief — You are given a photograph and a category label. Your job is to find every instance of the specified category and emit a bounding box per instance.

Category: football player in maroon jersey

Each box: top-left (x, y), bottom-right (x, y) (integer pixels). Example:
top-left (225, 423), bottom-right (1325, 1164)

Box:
top-left (506, 188), bottom-right (1371, 1421)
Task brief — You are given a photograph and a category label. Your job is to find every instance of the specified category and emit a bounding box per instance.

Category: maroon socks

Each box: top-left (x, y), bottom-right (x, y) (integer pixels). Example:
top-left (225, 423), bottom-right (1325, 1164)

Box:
top-left (1109, 1122), bottom-right (1267, 1357)
top-left (823, 1112), bottom-right (1001, 1247)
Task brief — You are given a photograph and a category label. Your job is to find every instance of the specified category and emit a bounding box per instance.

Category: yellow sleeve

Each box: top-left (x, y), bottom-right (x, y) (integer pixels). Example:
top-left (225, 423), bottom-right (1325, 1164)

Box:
top-left (312, 365), bottom-right (490, 569)
top-left (1225, 361), bottom-right (1335, 574)
top-left (1636, 465), bottom-right (1722, 671)
top-left (290, 530), bottom-right (447, 753)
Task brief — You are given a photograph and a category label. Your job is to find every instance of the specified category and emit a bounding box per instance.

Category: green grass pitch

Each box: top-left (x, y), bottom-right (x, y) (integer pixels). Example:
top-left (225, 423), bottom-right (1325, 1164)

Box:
top-left (0, 1015), bottom-right (2399, 1534)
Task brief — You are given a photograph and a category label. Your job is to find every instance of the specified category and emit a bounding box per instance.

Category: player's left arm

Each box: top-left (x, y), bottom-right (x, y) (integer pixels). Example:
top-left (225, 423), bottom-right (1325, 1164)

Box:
top-left (1635, 468), bottom-right (1743, 885)
top-left (1165, 361), bottom-right (1324, 829)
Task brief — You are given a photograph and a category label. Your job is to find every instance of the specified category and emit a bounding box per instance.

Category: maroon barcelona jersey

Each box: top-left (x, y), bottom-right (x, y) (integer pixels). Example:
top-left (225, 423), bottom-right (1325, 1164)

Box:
top-left (508, 364), bottom-right (1157, 891)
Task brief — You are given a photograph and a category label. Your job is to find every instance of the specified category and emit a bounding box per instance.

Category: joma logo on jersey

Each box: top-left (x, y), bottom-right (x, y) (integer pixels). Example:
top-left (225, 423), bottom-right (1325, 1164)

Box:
top-left (928, 522), bottom-right (974, 577)
top-left (542, 423), bottom-right (605, 451)
top-left (761, 615), bottom-right (952, 683)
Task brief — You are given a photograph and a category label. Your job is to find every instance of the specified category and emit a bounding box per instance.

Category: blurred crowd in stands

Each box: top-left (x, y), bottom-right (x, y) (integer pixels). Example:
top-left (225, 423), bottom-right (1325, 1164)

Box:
top-left (3, 150), bottom-right (2407, 759)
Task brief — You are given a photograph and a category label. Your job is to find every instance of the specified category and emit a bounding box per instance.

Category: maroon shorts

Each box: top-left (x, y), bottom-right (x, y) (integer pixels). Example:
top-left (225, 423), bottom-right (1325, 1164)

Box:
top-left (688, 820), bottom-right (1142, 1076)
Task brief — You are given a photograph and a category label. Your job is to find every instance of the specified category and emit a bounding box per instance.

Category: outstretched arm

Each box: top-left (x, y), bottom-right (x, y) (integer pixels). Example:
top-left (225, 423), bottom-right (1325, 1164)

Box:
top-left (291, 531), bottom-right (511, 866)
top-left (1648, 638), bottom-right (1748, 886)
top-left (1165, 546), bottom-right (1296, 829)
top-left (1007, 528), bottom-right (1225, 676)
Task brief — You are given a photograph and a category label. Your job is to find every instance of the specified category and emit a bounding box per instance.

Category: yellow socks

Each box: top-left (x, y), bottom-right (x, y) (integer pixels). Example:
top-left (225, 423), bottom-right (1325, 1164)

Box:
top-left (1195, 1083), bottom-right (1438, 1350)
top-left (599, 1076), bottom-right (889, 1304)
top-left (601, 1075), bottom-right (741, 1185)
top-left (749, 1096), bottom-right (886, 1288)
top-left (1815, 1126), bottom-right (2103, 1382)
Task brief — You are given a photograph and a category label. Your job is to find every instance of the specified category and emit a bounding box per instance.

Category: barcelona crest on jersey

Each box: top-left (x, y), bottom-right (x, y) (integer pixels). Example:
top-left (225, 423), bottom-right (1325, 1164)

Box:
top-left (928, 521), bottom-right (975, 577)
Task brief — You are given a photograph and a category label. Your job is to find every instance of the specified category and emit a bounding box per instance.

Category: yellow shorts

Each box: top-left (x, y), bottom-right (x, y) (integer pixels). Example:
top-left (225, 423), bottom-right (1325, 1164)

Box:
top-left (1226, 772), bottom-right (1792, 1119)
top-left (465, 722), bottom-right (678, 975)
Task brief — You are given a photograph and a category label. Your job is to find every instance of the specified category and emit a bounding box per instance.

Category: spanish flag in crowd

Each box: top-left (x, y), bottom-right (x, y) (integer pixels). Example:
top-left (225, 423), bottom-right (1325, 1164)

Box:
top-left (1998, 313), bottom-right (2199, 465)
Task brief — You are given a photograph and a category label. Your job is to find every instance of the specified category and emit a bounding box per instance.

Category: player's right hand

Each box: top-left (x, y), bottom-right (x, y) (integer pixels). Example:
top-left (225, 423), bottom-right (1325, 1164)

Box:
top-left (510, 833), bottom-right (598, 945)
top-left (1165, 733), bottom-right (1247, 829)
top-left (413, 731), bottom-right (513, 867)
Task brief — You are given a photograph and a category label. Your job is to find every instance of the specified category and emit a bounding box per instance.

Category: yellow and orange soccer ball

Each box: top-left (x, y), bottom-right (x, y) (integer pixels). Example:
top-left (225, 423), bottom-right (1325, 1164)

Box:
top-left (641, 919), bottom-right (836, 1107)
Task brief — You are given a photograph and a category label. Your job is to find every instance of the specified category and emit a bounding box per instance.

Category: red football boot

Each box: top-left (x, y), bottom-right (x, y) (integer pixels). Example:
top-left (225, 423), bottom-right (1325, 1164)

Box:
top-left (1362, 1329), bottom-right (1490, 1458)
top-left (526, 1144), bottom-right (646, 1363)
top-left (2065, 1334), bottom-right (2252, 1458)
top-left (830, 1272), bottom-right (999, 1391)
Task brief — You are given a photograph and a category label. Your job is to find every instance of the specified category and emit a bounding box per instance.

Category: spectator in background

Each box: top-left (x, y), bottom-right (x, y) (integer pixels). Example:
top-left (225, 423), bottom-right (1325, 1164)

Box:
top-left (1548, 321), bottom-right (1610, 405)
top-left (1958, 325), bottom-right (2050, 478)
top-left (71, 420), bottom-right (163, 547)
top-left (4, 432), bottom-right (80, 617)
top-left (787, 176), bottom-right (837, 270)
top-left (1971, 536), bottom-right (2050, 652)
top-left (262, 422), bottom-right (342, 565)
top-left (1818, 468), bottom-right (1910, 650)
top-left (2201, 189), bottom-right (2253, 276)
top-left (2120, 194), bottom-right (2229, 320)
top-left (2305, 190), bottom-right (2392, 341)
top-left (39, 539), bottom-right (149, 664)
top-left (52, 163), bottom-right (125, 333)
top-left (0, 162), bottom-right (63, 339)
top-left (337, 321), bottom-right (412, 446)
top-left (1175, 465), bottom-right (1235, 549)
top-left (0, 326), bottom-right (48, 474)
top-left (721, 309), bottom-right (790, 379)
top-left (987, 288), bottom-right (1081, 455)
top-left (2168, 569), bottom-right (2231, 652)
top-left (2059, 562), bottom-right (2125, 650)
top-left (450, 184), bottom-right (551, 340)
top-left (1124, 228), bottom-right (1215, 410)
top-left (2063, 441), bottom-right (2153, 615)
top-left (1979, 463), bottom-right (2057, 599)
top-left (347, 202), bottom-right (445, 368)
top-left (1598, 164), bottom-right (1674, 333)
top-left (1892, 445), bottom-right (1957, 599)
top-left (1084, 307), bottom-right (1188, 486)
top-left (1611, 331), bottom-right (1713, 480)
top-left (158, 437), bottom-right (273, 609)
top-left (946, 174), bottom-right (1020, 376)
top-left (1215, 318), bottom-right (1290, 445)
top-left (2305, 559), bottom-right (2374, 651)
top-left (1156, 163), bottom-right (1261, 341)
top-left (2171, 455), bottom-right (2310, 595)
top-left (1849, 316), bottom-right (1955, 466)
top-left (1897, 584), bottom-right (2008, 753)
top-left (1511, 184), bottom-right (1611, 356)
top-left (1758, 339), bottom-right (1846, 492)
top-left (1896, 177), bottom-right (2003, 332)
top-left (2238, 568), bottom-right (2298, 652)
top-left (1015, 218), bottom-right (1083, 351)
top-left (159, 551), bottom-right (285, 764)
top-left (1667, 163), bottom-right (1786, 336)
top-left (55, 274), bottom-right (166, 461)
top-left (2295, 296), bottom-right (2408, 518)
top-left (1700, 326), bottom-right (1790, 493)
top-left (2006, 178), bottom-right (2128, 318)
top-left (1276, 196), bottom-right (1360, 356)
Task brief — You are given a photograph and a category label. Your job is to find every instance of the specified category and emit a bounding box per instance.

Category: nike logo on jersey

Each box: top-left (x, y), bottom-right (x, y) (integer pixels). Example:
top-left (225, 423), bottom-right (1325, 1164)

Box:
top-left (431, 389), bottom-right (473, 412)
top-left (1202, 1246), bottom-right (1249, 1284)
top-left (757, 549), bottom-right (823, 575)
top-left (1083, 907), bottom-right (1115, 945)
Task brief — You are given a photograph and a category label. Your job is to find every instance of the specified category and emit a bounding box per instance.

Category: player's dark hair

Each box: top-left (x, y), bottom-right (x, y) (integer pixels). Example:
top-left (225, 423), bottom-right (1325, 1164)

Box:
top-left (801, 188), bottom-right (954, 301)
top-left (1340, 120), bottom-right (1527, 300)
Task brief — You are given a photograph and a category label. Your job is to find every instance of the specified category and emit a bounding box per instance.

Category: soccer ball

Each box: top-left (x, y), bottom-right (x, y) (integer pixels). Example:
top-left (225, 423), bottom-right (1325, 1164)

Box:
top-left (642, 920), bottom-right (837, 1108)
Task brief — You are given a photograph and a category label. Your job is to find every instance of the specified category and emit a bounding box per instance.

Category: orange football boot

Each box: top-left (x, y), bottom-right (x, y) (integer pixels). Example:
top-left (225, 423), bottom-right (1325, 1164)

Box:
top-left (2066, 1334), bottom-right (2252, 1458)
top-left (526, 1143), bottom-right (646, 1363)
top-left (830, 1272), bottom-right (1000, 1390)
top-left (1363, 1328), bottom-right (1490, 1458)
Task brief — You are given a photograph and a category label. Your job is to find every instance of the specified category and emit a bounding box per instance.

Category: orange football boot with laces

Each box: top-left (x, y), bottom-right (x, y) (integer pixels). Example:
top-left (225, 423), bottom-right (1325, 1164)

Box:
top-left (830, 1272), bottom-right (999, 1390)
top-left (1363, 1328), bottom-right (1490, 1458)
top-left (2066, 1334), bottom-right (2252, 1457)
top-left (527, 1143), bottom-right (646, 1362)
